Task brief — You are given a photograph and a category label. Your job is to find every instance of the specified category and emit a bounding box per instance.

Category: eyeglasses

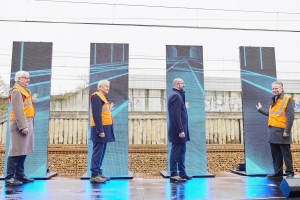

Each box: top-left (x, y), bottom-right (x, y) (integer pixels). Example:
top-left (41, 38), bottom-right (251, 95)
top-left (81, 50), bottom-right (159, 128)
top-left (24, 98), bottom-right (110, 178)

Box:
top-left (20, 77), bottom-right (30, 80)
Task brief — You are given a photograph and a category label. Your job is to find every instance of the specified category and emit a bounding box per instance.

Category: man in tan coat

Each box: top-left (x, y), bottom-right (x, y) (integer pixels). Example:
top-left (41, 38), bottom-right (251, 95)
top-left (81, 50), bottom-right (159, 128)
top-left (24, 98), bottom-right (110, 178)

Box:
top-left (5, 71), bottom-right (38, 186)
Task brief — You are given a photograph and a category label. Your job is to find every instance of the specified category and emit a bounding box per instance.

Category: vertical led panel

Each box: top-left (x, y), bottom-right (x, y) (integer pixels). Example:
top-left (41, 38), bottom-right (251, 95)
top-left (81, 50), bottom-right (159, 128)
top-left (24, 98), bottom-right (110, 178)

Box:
top-left (87, 43), bottom-right (129, 176)
top-left (5, 42), bottom-right (52, 177)
top-left (166, 45), bottom-right (208, 175)
top-left (240, 46), bottom-right (276, 175)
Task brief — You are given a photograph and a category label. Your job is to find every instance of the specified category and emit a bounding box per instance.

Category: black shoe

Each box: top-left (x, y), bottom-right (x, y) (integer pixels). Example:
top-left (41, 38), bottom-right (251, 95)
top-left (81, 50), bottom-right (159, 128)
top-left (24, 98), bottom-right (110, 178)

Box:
top-left (180, 174), bottom-right (192, 180)
top-left (16, 176), bottom-right (34, 183)
top-left (5, 177), bottom-right (22, 186)
top-left (286, 174), bottom-right (294, 179)
top-left (170, 176), bottom-right (186, 182)
top-left (267, 172), bottom-right (283, 178)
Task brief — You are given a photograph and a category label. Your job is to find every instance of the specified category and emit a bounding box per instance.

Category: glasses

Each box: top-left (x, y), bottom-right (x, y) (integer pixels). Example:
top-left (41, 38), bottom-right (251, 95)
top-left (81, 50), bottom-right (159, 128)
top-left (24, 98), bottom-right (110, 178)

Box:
top-left (20, 77), bottom-right (30, 80)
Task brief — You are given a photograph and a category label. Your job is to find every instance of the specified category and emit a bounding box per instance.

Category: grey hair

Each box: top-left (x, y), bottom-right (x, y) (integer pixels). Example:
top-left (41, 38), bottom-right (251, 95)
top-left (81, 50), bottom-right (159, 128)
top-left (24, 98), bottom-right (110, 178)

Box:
top-left (15, 71), bottom-right (29, 82)
top-left (173, 78), bottom-right (182, 87)
top-left (272, 81), bottom-right (283, 88)
top-left (97, 80), bottom-right (110, 88)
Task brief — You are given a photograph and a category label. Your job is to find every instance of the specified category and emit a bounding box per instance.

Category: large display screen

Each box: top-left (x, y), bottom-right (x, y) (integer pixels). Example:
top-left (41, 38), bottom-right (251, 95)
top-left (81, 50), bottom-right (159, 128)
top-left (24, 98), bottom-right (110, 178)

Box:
top-left (240, 46), bottom-right (276, 175)
top-left (5, 42), bottom-right (52, 177)
top-left (166, 45), bottom-right (208, 175)
top-left (87, 43), bottom-right (129, 176)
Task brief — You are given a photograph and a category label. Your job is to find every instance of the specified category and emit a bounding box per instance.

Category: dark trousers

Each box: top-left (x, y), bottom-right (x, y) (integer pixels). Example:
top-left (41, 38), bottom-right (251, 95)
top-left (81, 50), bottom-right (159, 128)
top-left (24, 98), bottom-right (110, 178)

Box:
top-left (170, 143), bottom-right (186, 176)
top-left (90, 142), bottom-right (107, 177)
top-left (6, 155), bottom-right (27, 179)
top-left (270, 143), bottom-right (294, 175)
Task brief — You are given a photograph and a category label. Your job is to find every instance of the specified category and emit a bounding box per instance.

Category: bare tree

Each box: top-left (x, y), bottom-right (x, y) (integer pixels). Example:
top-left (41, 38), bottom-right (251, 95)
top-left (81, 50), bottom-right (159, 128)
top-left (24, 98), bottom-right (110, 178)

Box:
top-left (76, 74), bottom-right (89, 91)
top-left (0, 75), bottom-right (9, 97)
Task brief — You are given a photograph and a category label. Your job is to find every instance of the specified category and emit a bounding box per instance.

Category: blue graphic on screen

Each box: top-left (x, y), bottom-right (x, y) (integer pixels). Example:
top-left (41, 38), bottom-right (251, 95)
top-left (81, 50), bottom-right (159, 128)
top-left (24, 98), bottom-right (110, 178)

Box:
top-left (240, 46), bottom-right (276, 174)
top-left (5, 42), bottom-right (52, 177)
top-left (166, 45), bottom-right (207, 175)
top-left (87, 43), bottom-right (129, 176)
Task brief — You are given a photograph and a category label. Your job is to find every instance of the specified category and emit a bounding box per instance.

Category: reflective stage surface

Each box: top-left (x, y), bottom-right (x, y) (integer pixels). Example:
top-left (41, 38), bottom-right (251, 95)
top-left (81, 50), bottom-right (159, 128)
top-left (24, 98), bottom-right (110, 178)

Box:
top-left (0, 175), bottom-right (298, 200)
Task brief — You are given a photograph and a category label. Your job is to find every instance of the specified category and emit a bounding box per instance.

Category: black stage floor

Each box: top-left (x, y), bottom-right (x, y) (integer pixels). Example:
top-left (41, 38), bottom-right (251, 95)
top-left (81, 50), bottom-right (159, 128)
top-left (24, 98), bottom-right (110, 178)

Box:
top-left (0, 174), bottom-right (298, 200)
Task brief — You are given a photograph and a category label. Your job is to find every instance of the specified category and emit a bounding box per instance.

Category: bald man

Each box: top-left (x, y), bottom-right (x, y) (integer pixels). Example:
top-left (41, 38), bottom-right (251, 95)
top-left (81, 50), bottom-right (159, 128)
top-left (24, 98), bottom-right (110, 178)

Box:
top-left (167, 78), bottom-right (192, 182)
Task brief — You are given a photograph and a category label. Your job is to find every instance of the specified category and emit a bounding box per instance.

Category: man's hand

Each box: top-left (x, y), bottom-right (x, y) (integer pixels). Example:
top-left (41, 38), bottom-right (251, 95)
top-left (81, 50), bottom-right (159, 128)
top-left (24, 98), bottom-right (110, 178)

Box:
top-left (99, 132), bottom-right (105, 138)
top-left (179, 132), bottom-right (185, 138)
top-left (110, 102), bottom-right (115, 111)
top-left (185, 102), bottom-right (190, 109)
top-left (32, 93), bottom-right (39, 103)
top-left (256, 102), bottom-right (262, 110)
top-left (22, 128), bottom-right (29, 134)
top-left (283, 132), bottom-right (289, 137)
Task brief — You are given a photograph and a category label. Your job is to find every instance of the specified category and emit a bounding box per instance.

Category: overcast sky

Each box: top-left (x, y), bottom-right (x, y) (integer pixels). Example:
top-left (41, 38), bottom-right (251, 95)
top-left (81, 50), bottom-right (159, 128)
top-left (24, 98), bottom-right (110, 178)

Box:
top-left (0, 0), bottom-right (300, 94)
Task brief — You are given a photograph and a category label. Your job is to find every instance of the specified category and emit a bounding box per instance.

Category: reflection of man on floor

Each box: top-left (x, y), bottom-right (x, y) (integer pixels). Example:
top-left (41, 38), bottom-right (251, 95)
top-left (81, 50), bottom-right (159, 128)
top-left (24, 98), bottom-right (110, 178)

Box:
top-left (256, 81), bottom-right (295, 178)
top-left (167, 78), bottom-right (192, 182)
top-left (90, 80), bottom-right (115, 183)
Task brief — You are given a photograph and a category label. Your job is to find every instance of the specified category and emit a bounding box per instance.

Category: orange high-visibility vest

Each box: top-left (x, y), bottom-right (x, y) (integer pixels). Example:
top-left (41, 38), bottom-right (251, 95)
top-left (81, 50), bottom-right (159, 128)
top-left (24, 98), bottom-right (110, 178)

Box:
top-left (268, 94), bottom-right (292, 128)
top-left (9, 85), bottom-right (35, 121)
top-left (90, 92), bottom-right (113, 126)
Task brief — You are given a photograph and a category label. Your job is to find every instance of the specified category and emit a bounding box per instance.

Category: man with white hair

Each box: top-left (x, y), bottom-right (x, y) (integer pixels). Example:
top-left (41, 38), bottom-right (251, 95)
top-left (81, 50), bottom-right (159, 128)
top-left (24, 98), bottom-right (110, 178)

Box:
top-left (256, 81), bottom-right (295, 178)
top-left (89, 80), bottom-right (115, 183)
top-left (5, 71), bottom-right (38, 186)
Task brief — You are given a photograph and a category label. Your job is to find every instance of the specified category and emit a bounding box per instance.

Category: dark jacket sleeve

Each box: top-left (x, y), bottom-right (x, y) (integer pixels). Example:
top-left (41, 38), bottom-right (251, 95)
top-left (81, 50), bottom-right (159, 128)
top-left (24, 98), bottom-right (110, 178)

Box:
top-left (285, 98), bottom-right (295, 134)
top-left (258, 107), bottom-right (269, 116)
top-left (169, 94), bottom-right (183, 134)
top-left (91, 95), bottom-right (104, 134)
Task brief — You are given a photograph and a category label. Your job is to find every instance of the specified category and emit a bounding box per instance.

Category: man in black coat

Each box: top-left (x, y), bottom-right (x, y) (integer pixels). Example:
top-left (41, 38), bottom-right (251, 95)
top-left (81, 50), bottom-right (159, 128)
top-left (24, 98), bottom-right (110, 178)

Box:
top-left (256, 81), bottom-right (295, 178)
top-left (167, 78), bottom-right (192, 181)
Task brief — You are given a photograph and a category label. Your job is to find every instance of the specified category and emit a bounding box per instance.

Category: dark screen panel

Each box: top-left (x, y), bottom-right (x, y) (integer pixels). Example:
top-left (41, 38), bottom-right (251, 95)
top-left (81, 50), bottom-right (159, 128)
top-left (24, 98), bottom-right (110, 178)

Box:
top-left (166, 45), bottom-right (207, 175)
top-left (240, 46), bottom-right (275, 174)
top-left (5, 42), bottom-right (52, 177)
top-left (87, 43), bottom-right (129, 176)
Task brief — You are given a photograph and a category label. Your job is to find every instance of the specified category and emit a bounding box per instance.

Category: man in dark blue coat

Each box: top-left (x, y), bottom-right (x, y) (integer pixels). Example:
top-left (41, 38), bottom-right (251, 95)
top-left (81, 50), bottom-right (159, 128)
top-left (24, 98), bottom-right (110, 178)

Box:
top-left (90, 80), bottom-right (115, 183)
top-left (167, 78), bottom-right (191, 181)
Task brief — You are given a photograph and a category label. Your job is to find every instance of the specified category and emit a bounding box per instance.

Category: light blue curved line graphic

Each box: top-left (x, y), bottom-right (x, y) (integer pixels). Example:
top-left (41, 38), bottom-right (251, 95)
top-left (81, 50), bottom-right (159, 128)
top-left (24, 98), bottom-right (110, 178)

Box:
top-left (90, 66), bottom-right (128, 73)
top-left (188, 59), bottom-right (203, 65)
top-left (166, 59), bottom-right (182, 72)
top-left (186, 58), bottom-right (204, 95)
top-left (35, 96), bottom-right (50, 102)
top-left (20, 42), bottom-right (24, 70)
top-left (242, 78), bottom-right (272, 94)
top-left (260, 47), bottom-right (263, 69)
top-left (90, 62), bottom-right (128, 68)
top-left (9, 73), bottom-right (51, 80)
top-left (28, 81), bottom-right (51, 87)
top-left (171, 67), bottom-right (191, 72)
top-left (11, 69), bottom-right (51, 75)
top-left (112, 100), bottom-right (128, 117)
top-left (244, 46), bottom-right (247, 66)
top-left (94, 43), bottom-right (97, 65)
top-left (193, 71), bottom-right (203, 74)
top-left (90, 68), bottom-right (128, 75)
top-left (242, 70), bottom-right (276, 80)
top-left (190, 67), bottom-right (203, 71)
top-left (89, 72), bottom-right (128, 86)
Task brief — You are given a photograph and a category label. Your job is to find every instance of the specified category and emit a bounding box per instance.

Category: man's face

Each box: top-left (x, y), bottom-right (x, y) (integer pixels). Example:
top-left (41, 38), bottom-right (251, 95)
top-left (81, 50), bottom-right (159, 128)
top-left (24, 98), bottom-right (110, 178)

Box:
top-left (18, 73), bottom-right (30, 87)
top-left (99, 82), bottom-right (110, 94)
top-left (177, 80), bottom-right (185, 91)
top-left (272, 83), bottom-right (283, 96)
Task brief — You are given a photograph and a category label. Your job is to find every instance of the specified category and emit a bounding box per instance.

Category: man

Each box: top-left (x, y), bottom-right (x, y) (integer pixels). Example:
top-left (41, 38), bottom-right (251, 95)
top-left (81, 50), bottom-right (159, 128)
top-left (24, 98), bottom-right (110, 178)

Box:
top-left (256, 81), bottom-right (295, 178)
top-left (90, 80), bottom-right (115, 183)
top-left (167, 78), bottom-right (192, 181)
top-left (6, 71), bottom-right (37, 186)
